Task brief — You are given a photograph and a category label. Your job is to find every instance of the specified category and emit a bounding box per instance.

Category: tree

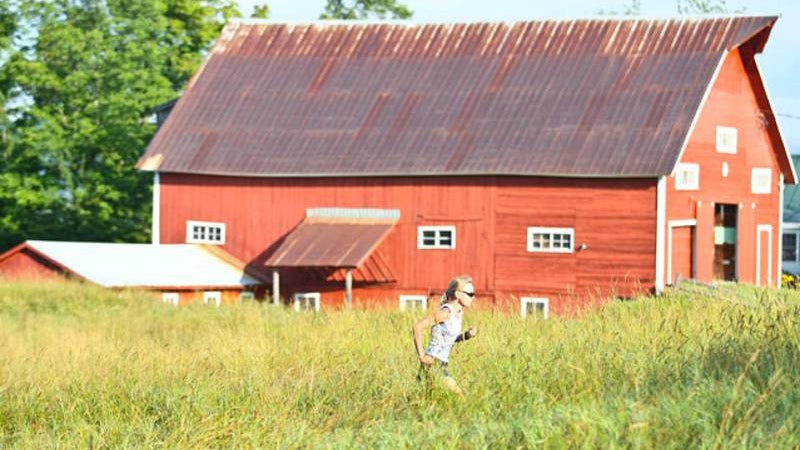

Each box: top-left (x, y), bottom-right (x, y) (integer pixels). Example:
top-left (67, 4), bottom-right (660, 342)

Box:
top-left (252, 3), bottom-right (270, 19)
top-left (320, 0), bottom-right (412, 20)
top-left (596, 0), bottom-right (641, 16)
top-left (0, 0), bottom-right (244, 251)
top-left (677, 0), bottom-right (744, 14)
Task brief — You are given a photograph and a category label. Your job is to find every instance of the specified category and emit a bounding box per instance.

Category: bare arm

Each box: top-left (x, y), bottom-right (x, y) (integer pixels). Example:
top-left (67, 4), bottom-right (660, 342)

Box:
top-left (412, 308), bottom-right (451, 363)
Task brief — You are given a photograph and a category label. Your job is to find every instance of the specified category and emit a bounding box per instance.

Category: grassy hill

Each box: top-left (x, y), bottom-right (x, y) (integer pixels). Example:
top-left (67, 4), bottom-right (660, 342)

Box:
top-left (1, 281), bottom-right (799, 448)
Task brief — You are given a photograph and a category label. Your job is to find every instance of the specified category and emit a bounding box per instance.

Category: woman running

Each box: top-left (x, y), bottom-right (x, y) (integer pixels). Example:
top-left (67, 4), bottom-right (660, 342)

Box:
top-left (412, 275), bottom-right (478, 395)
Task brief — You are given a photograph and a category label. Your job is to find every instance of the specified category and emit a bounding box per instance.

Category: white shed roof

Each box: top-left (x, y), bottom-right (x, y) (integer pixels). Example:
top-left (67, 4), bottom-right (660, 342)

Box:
top-left (26, 241), bottom-right (261, 288)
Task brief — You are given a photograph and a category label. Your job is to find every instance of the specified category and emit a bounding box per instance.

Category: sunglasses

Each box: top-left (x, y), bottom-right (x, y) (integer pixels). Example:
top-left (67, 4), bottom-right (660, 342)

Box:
top-left (459, 290), bottom-right (475, 298)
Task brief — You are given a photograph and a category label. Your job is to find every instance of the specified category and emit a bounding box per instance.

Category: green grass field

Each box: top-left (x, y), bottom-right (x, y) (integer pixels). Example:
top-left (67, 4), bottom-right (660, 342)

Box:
top-left (1, 281), bottom-right (799, 449)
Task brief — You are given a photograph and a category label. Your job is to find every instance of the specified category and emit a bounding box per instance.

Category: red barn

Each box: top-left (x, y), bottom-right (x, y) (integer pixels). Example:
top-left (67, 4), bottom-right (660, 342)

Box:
top-left (137, 17), bottom-right (795, 314)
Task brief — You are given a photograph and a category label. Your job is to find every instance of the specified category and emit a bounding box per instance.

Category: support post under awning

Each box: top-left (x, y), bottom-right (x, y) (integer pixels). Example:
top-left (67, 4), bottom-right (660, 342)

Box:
top-left (272, 269), bottom-right (280, 305)
top-left (345, 269), bottom-right (352, 309)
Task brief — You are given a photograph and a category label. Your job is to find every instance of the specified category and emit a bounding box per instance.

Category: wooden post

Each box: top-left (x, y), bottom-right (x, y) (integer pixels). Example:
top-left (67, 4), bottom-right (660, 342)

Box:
top-left (345, 269), bottom-right (353, 309)
top-left (272, 269), bottom-right (280, 305)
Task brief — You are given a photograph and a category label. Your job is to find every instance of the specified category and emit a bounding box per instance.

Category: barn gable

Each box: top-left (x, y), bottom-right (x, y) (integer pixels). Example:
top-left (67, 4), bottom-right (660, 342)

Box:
top-left (138, 16), bottom-right (785, 179)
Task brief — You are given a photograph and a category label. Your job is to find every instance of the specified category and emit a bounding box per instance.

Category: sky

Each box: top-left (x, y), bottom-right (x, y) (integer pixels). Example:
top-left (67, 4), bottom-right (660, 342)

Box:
top-left (237, 0), bottom-right (800, 153)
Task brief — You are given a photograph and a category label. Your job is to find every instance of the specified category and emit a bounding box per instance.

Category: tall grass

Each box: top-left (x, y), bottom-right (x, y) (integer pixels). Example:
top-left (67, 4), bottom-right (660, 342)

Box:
top-left (1, 281), bottom-right (799, 449)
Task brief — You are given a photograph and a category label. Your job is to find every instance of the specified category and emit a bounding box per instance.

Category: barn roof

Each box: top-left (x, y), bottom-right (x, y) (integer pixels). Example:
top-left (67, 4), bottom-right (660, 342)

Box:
top-left (265, 208), bottom-right (398, 269)
top-left (0, 241), bottom-right (264, 289)
top-left (138, 16), bottom-right (780, 178)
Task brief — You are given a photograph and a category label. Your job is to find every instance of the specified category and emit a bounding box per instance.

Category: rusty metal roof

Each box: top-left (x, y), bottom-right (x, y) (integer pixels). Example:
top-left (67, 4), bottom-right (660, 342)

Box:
top-left (138, 16), bottom-right (778, 178)
top-left (264, 208), bottom-right (398, 268)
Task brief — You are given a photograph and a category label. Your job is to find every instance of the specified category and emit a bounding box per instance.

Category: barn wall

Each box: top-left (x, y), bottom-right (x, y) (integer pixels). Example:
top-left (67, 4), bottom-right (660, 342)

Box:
top-left (492, 178), bottom-right (657, 314)
top-left (666, 49), bottom-right (784, 287)
top-left (159, 175), bottom-right (658, 311)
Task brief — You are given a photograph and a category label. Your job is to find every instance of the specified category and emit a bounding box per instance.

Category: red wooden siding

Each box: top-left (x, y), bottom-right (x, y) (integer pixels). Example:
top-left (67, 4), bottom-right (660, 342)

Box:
top-left (671, 226), bottom-right (694, 284)
top-left (161, 289), bottom-right (254, 306)
top-left (0, 247), bottom-right (66, 281)
top-left (665, 48), bottom-right (784, 287)
top-left (493, 178), bottom-right (657, 312)
top-left (158, 175), bottom-right (657, 311)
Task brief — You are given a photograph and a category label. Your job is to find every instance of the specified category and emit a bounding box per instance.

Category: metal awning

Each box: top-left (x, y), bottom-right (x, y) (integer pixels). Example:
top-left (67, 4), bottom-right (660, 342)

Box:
top-left (264, 208), bottom-right (400, 308)
top-left (264, 208), bottom-right (399, 269)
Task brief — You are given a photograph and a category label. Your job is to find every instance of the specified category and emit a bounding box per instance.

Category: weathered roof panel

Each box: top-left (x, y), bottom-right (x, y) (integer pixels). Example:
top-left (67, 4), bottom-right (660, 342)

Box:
top-left (18, 241), bottom-right (262, 288)
top-left (264, 208), bottom-right (399, 268)
top-left (138, 16), bottom-right (778, 178)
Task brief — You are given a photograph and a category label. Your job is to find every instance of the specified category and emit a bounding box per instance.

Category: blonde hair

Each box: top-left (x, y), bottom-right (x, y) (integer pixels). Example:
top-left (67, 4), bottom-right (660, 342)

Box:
top-left (441, 275), bottom-right (473, 305)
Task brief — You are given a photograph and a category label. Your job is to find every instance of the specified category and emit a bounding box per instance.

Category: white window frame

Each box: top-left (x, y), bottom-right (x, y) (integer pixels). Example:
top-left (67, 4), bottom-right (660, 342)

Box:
top-left (162, 292), bottom-right (179, 306)
top-left (716, 126), bottom-right (738, 154)
top-left (203, 291), bottom-right (222, 306)
top-left (293, 292), bottom-right (321, 312)
top-left (675, 163), bottom-right (700, 191)
top-left (526, 227), bottom-right (574, 253)
top-left (782, 229), bottom-right (800, 263)
top-left (239, 291), bottom-right (256, 303)
top-left (417, 225), bottom-right (456, 249)
top-left (520, 297), bottom-right (549, 319)
top-left (186, 220), bottom-right (226, 245)
top-left (399, 295), bottom-right (428, 311)
top-left (751, 168), bottom-right (771, 194)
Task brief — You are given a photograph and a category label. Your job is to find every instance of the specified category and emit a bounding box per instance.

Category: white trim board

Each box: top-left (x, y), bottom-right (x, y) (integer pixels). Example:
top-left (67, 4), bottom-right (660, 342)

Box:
top-left (756, 224), bottom-right (773, 287)
top-left (779, 174), bottom-right (784, 286)
top-left (754, 57), bottom-right (797, 184)
top-left (655, 177), bottom-right (666, 293)
top-left (152, 173), bottom-right (160, 245)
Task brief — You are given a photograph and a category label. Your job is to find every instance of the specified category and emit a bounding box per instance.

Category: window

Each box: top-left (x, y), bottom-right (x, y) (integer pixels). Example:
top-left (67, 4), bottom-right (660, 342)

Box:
top-left (186, 220), bottom-right (225, 244)
top-left (751, 168), bottom-right (771, 194)
top-left (783, 232), bottom-right (799, 262)
top-left (162, 292), bottom-right (179, 306)
top-left (240, 291), bottom-right (256, 303)
top-left (675, 163), bottom-right (700, 191)
top-left (293, 292), bottom-right (320, 312)
top-left (521, 297), bottom-right (549, 319)
top-left (399, 295), bottom-right (428, 311)
top-left (527, 227), bottom-right (574, 253)
top-left (203, 291), bottom-right (221, 306)
top-left (417, 226), bottom-right (456, 249)
top-left (716, 126), bottom-right (737, 154)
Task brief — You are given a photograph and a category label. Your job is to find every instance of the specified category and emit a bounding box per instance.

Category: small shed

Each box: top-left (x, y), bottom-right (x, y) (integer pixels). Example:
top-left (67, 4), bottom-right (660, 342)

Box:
top-left (0, 241), bottom-right (266, 305)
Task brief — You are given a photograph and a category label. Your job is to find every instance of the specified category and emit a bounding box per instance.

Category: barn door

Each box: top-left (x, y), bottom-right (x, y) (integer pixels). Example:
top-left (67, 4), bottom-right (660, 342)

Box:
top-left (669, 223), bottom-right (695, 284)
top-left (713, 204), bottom-right (737, 281)
top-left (756, 225), bottom-right (772, 287)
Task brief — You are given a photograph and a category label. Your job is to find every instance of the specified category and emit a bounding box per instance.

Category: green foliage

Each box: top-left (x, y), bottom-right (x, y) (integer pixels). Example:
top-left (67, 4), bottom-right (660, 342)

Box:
top-left (677, 0), bottom-right (745, 14)
top-left (782, 272), bottom-right (797, 289)
top-left (0, 0), bottom-right (240, 252)
top-left (1, 282), bottom-right (799, 447)
top-left (320, 0), bottom-right (412, 20)
top-left (596, 0), bottom-right (641, 16)
top-left (251, 3), bottom-right (270, 19)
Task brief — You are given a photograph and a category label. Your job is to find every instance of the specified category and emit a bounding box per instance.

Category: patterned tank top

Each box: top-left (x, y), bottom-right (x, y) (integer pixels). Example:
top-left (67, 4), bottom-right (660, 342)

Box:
top-left (425, 303), bottom-right (463, 363)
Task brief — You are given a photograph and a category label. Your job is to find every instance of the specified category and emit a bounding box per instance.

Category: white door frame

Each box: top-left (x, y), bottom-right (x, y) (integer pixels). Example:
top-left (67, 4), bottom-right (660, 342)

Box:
top-left (756, 224), bottom-right (773, 287)
top-left (667, 219), bottom-right (697, 285)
